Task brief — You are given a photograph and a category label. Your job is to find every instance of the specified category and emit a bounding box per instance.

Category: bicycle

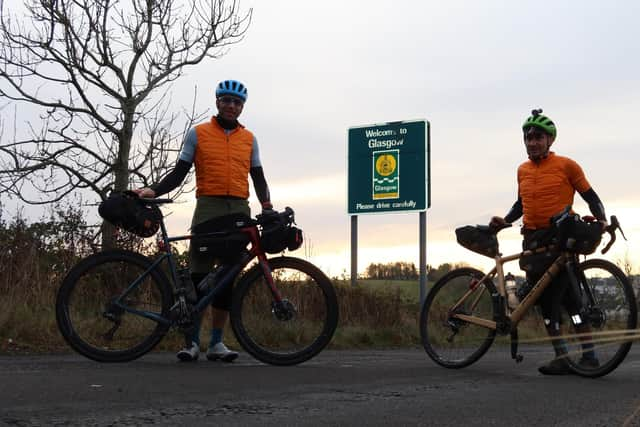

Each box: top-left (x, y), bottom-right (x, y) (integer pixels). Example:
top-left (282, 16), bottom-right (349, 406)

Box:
top-left (420, 208), bottom-right (637, 377)
top-left (56, 199), bottom-right (339, 366)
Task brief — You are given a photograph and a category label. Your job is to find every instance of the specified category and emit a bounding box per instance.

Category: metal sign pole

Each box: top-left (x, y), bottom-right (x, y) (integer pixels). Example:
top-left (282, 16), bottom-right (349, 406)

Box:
top-left (419, 211), bottom-right (427, 304)
top-left (351, 215), bottom-right (358, 287)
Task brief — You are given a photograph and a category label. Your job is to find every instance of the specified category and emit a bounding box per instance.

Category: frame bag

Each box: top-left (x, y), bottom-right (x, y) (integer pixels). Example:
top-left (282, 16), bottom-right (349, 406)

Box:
top-left (191, 213), bottom-right (252, 261)
top-left (519, 228), bottom-right (558, 278)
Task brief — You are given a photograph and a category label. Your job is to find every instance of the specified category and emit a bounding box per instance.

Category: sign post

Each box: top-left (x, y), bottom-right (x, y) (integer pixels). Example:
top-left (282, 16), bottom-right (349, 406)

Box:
top-left (347, 120), bottom-right (430, 301)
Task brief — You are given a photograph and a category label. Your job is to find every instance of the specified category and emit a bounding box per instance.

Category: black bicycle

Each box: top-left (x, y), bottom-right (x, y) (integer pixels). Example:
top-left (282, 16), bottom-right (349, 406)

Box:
top-left (56, 199), bottom-right (338, 366)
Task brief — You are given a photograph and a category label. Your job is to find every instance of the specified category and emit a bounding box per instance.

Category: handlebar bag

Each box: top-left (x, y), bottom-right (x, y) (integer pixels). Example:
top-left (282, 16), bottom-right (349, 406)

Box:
top-left (556, 216), bottom-right (602, 255)
top-left (260, 217), bottom-right (303, 254)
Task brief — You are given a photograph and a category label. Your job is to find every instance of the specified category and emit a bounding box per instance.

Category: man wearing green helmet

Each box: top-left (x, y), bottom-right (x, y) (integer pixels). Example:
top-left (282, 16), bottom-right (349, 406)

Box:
top-left (490, 109), bottom-right (608, 375)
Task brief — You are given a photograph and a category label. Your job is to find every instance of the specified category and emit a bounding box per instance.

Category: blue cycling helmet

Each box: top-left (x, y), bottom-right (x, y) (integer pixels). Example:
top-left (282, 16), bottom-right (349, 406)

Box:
top-left (215, 80), bottom-right (248, 102)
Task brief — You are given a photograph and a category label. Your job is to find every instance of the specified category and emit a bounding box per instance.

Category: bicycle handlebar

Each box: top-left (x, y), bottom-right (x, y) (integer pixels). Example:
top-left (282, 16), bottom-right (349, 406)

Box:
top-left (601, 215), bottom-right (625, 255)
top-left (254, 206), bottom-right (295, 226)
top-left (122, 190), bottom-right (173, 205)
top-left (125, 189), bottom-right (295, 229)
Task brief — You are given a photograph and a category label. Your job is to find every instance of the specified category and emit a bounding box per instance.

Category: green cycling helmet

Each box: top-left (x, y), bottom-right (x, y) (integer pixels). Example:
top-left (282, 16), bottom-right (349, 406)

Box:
top-left (522, 108), bottom-right (557, 138)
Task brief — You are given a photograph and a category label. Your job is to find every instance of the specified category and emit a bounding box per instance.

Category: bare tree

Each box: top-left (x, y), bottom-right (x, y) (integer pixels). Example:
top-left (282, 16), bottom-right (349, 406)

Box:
top-left (0, 0), bottom-right (251, 246)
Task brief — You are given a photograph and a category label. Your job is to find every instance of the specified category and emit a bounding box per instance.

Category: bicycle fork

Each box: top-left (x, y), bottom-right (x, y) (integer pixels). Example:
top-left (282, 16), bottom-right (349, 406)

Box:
top-left (257, 254), bottom-right (284, 303)
top-left (257, 255), bottom-right (297, 321)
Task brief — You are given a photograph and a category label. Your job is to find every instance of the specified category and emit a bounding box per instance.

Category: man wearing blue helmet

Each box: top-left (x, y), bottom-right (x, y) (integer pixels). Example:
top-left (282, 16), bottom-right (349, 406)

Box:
top-left (134, 79), bottom-right (273, 362)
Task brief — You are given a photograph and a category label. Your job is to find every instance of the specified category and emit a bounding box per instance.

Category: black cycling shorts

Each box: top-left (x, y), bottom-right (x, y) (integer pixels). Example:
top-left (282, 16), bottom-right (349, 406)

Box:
top-left (527, 269), bottom-right (581, 323)
top-left (522, 230), bottom-right (581, 323)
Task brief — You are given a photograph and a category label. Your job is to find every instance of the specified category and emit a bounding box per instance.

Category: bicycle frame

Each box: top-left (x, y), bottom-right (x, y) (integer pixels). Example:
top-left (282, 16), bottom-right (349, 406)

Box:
top-left (450, 245), bottom-right (572, 332)
top-left (110, 211), bottom-right (283, 327)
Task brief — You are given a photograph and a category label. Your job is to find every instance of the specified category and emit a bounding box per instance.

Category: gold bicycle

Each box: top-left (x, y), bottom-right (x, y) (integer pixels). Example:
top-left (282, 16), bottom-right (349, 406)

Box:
top-left (420, 208), bottom-right (637, 377)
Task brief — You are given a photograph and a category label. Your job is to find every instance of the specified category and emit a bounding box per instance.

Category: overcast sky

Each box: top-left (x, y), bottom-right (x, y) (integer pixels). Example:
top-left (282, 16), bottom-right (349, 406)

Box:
top-left (4, 1), bottom-right (640, 276)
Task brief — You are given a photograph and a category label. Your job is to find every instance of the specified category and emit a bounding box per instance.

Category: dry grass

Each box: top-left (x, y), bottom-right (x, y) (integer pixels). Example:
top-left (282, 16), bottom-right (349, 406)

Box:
top-left (0, 211), bottom-right (424, 354)
top-left (331, 280), bottom-right (421, 348)
top-left (0, 274), bottom-right (424, 354)
top-left (3, 207), bottom-right (598, 357)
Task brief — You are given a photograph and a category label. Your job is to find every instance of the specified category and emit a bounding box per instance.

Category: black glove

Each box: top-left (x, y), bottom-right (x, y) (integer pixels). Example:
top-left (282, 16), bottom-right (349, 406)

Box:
top-left (261, 201), bottom-right (276, 216)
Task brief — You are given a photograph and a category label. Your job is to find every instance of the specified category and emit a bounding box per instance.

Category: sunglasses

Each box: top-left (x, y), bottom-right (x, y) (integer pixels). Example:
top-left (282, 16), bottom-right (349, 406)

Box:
top-left (524, 131), bottom-right (545, 141)
top-left (218, 96), bottom-right (244, 106)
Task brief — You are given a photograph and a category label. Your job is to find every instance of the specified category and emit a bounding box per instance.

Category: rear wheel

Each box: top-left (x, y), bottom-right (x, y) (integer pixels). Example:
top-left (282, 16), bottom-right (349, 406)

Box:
top-left (230, 257), bottom-right (338, 366)
top-left (420, 267), bottom-right (498, 368)
top-left (56, 250), bottom-right (173, 362)
top-left (561, 259), bottom-right (637, 378)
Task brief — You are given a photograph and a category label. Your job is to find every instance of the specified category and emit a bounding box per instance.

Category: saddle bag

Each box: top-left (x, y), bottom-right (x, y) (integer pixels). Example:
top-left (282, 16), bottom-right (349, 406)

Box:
top-left (98, 192), bottom-right (161, 238)
top-left (455, 225), bottom-right (498, 258)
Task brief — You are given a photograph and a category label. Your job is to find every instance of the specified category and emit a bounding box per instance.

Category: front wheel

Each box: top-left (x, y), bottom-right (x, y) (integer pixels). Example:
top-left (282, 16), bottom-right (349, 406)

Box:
top-left (56, 250), bottom-right (173, 362)
top-left (230, 257), bottom-right (338, 366)
top-left (420, 267), bottom-right (498, 368)
top-left (562, 259), bottom-right (637, 378)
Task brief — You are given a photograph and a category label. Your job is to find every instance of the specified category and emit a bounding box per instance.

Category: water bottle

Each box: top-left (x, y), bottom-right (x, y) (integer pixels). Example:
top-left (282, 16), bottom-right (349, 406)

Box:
top-left (177, 268), bottom-right (198, 303)
top-left (505, 272), bottom-right (519, 310)
top-left (196, 266), bottom-right (223, 296)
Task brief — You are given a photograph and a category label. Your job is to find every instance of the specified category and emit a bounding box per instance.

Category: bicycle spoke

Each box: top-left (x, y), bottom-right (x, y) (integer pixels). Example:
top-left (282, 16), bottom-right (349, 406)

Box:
top-left (560, 259), bottom-right (637, 377)
top-left (56, 250), bottom-right (172, 362)
top-left (421, 268), bottom-right (497, 368)
top-left (232, 257), bottom-right (338, 365)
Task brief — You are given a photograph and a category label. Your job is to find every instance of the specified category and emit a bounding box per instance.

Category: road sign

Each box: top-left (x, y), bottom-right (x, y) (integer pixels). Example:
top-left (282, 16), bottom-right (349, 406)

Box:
top-left (348, 120), bottom-right (429, 214)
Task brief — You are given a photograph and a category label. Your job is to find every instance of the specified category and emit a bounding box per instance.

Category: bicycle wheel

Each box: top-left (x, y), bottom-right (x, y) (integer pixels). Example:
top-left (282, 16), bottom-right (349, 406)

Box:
top-left (560, 259), bottom-right (637, 378)
top-left (420, 267), bottom-right (498, 368)
top-left (56, 250), bottom-right (173, 362)
top-left (230, 257), bottom-right (338, 366)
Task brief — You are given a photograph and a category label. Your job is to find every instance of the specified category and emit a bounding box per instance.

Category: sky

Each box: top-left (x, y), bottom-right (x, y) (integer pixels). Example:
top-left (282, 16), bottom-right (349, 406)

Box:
top-left (4, 0), bottom-right (640, 278)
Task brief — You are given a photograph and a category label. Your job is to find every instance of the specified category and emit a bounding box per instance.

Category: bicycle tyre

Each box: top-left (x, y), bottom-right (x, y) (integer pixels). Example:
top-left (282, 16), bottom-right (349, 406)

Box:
top-left (230, 256), bottom-right (338, 366)
top-left (420, 267), bottom-right (498, 368)
top-left (563, 259), bottom-right (637, 378)
top-left (56, 250), bottom-right (173, 362)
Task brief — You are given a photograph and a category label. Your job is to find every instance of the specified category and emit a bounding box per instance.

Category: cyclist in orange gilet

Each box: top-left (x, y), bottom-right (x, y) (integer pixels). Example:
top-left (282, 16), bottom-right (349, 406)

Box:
top-left (135, 80), bottom-right (273, 363)
top-left (490, 109), bottom-right (608, 375)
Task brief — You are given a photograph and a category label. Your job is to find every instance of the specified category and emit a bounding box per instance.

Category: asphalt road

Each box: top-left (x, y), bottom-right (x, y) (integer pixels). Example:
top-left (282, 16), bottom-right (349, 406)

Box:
top-left (2, 345), bottom-right (640, 427)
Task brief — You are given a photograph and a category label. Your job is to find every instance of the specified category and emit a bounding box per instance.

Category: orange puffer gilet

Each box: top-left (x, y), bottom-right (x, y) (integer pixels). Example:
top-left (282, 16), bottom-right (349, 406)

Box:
top-left (517, 152), bottom-right (591, 229)
top-left (194, 117), bottom-right (254, 198)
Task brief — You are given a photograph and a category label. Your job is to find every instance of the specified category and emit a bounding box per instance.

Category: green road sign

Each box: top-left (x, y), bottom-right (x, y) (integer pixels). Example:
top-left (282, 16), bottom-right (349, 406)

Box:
top-left (348, 120), bottom-right (429, 214)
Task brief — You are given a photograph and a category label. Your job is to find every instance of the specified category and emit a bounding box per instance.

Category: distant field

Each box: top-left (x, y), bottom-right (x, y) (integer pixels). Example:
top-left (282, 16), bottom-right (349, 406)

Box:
top-left (354, 279), bottom-right (426, 302)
